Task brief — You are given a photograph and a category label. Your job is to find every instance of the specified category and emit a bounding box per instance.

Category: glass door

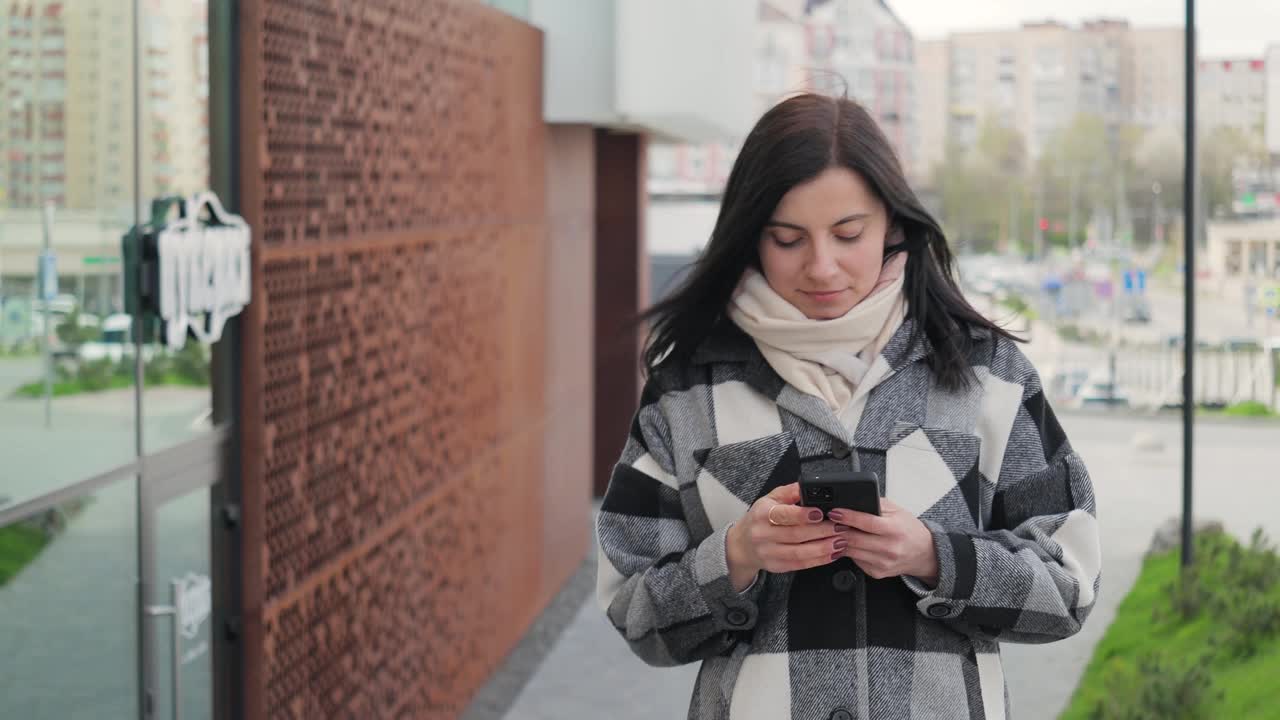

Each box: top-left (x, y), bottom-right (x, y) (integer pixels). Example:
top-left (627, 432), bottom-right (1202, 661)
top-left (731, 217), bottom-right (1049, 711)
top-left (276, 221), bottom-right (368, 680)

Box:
top-left (138, 430), bottom-right (225, 720)
top-left (0, 2), bottom-right (236, 719)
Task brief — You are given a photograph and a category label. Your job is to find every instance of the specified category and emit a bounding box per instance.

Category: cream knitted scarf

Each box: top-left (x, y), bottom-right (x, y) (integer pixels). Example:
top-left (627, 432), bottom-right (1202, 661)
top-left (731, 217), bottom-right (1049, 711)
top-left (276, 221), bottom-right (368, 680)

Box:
top-left (728, 252), bottom-right (908, 412)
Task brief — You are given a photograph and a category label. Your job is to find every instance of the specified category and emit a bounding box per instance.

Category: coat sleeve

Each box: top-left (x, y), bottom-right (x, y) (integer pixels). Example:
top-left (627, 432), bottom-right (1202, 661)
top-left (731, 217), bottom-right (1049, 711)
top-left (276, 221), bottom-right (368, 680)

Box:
top-left (903, 340), bottom-right (1101, 644)
top-left (595, 376), bottom-right (767, 667)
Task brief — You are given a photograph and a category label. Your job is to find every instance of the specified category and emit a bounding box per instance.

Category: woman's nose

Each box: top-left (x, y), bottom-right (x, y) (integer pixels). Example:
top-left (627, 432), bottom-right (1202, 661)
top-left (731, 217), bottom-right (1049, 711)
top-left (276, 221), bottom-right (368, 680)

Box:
top-left (805, 239), bottom-right (841, 280)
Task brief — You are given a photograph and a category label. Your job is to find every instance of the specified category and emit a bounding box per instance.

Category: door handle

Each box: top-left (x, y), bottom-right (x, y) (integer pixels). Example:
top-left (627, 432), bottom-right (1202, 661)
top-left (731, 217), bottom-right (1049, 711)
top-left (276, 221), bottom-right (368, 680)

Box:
top-left (143, 578), bottom-right (184, 720)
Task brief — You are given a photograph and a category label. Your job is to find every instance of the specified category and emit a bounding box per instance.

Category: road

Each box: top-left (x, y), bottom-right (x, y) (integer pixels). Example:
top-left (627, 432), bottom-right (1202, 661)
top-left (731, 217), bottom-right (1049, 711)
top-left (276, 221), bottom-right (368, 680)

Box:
top-left (1039, 274), bottom-right (1278, 348)
top-left (0, 356), bottom-right (42, 397)
top-left (1141, 280), bottom-right (1280, 344)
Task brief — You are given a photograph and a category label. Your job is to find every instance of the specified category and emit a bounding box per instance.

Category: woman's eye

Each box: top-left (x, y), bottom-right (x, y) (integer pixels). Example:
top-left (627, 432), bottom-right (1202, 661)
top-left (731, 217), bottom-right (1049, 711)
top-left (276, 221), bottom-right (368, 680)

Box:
top-left (772, 234), bottom-right (800, 248)
top-left (836, 234), bottom-right (862, 243)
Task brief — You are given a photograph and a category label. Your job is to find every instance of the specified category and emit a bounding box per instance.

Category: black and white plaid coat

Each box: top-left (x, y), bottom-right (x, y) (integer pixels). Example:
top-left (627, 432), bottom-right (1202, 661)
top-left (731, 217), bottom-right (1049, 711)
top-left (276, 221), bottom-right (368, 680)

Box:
top-left (595, 319), bottom-right (1100, 719)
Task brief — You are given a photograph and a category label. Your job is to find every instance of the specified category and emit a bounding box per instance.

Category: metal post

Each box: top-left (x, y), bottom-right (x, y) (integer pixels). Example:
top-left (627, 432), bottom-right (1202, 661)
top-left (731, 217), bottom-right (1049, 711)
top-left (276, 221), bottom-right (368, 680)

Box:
top-left (1068, 170), bottom-right (1080, 248)
top-left (171, 579), bottom-right (183, 720)
top-left (208, 0), bottom-right (245, 716)
top-left (1270, 308), bottom-right (1278, 412)
top-left (41, 203), bottom-right (54, 428)
top-left (1008, 191), bottom-right (1018, 254)
top-left (1152, 183), bottom-right (1162, 247)
top-left (1217, 351), bottom-right (1225, 404)
top-left (1034, 179), bottom-right (1045, 260)
top-left (1181, 0), bottom-right (1197, 572)
top-left (1109, 277), bottom-right (1120, 404)
top-left (133, 0), bottom-right (150, 716)
top-left (1272, 346), bottom-right (1278, 413)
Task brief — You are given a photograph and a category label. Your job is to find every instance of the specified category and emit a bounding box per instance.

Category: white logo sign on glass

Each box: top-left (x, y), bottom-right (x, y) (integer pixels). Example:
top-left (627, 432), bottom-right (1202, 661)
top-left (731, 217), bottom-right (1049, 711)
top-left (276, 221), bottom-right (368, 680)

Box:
top-left (156, 192), bottom-right (251, 350)
top-left (176, 572), bottom-right (212, 641)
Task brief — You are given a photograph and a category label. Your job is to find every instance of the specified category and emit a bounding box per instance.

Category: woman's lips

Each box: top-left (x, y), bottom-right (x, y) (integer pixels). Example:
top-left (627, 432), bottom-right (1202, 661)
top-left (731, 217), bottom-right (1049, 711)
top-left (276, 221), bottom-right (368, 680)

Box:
top-left (803, 289), bottom-right (848, 303)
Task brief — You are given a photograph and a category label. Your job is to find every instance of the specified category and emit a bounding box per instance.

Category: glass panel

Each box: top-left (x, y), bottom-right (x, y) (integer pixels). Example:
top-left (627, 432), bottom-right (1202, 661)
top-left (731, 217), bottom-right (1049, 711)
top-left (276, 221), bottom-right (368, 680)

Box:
top-left (0, 476), bottom-right (139, 719)
top-left (137, 0), bottom-right (214, 456)
top-left (0, 1), bottom-right (139, 509)
top-left (151, 487), bottom-right (212, 720)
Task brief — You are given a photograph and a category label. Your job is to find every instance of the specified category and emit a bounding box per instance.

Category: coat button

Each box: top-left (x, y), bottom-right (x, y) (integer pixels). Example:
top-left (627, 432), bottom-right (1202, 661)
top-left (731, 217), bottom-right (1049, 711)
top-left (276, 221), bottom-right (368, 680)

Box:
top-left (726, 609), bottom-right (749, 627)
top-left (927, 603), bottom-right (954, 618)
top-left (832, 569), bottom-right (857, 592)
top-left (829, 709), bottom-right (853, 720)
top-left (831, 445), bottom-right (851, 459)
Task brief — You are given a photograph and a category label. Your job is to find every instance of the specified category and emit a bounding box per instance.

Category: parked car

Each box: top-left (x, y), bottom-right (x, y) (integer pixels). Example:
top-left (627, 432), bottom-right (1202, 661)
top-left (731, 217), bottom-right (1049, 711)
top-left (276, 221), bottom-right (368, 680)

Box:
top-left (1121, 300), bottom-right (1151, 324)
top-left (77, 314), bottom-right (157, 364)
top-left (1073, 375), bottom-right (1130, 409)
top-left (1161, 334), bottom-right (1216, 350)
top-left (29, 308), bottom-right (100, 359)
top-left (31, 293), bottom-right (78, 317)
top-left (1047, 368), bottom-right (1091, 400)
top-left (1222, 337), bottom-right (1263, 352)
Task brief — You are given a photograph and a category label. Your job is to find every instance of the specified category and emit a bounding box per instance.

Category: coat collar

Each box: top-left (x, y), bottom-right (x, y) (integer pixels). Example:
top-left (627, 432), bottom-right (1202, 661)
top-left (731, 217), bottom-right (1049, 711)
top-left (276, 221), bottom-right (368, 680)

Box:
top-left (689, 319), bottom-right (934, 441)
top-left (689, 317), bottom-right (991, 441)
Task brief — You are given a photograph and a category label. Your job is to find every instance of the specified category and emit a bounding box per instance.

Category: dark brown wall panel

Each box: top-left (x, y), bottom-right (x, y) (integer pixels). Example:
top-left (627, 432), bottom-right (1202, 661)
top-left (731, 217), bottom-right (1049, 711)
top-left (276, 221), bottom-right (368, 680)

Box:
top-left (593, 131), bottom-right (648, 497)
top-left (237, 1), bottom-right (555, 717)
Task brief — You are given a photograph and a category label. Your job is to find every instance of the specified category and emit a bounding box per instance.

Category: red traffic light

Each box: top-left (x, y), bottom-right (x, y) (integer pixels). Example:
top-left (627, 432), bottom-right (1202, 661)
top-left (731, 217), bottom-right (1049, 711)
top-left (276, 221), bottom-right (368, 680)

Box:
top-left (1039, 217), bottom-right (1049, 231)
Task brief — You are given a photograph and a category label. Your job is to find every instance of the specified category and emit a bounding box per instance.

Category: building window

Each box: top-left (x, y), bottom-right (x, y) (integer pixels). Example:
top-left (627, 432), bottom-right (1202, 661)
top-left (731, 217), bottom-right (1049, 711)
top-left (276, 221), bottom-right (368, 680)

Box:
top-left (1035, 47), bottom-right (1063, 78)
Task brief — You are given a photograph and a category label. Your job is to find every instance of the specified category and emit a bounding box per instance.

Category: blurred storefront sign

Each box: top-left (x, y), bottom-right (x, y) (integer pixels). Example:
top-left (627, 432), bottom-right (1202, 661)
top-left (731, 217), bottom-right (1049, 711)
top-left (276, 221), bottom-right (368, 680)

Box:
top-left (124, 192), bottom-right (251, 351)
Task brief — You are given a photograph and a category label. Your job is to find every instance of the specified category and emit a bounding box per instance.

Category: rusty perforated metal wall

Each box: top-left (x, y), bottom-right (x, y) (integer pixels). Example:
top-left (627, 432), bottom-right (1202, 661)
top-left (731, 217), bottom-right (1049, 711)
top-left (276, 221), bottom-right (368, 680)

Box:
top-left (236, 1), bottom-right (551, 717)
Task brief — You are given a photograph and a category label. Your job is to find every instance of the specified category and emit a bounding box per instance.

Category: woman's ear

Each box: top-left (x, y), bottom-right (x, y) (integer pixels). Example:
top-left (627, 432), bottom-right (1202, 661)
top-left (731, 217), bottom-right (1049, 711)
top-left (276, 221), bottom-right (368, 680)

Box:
top-left (886, 224), bottom-right (906, 248)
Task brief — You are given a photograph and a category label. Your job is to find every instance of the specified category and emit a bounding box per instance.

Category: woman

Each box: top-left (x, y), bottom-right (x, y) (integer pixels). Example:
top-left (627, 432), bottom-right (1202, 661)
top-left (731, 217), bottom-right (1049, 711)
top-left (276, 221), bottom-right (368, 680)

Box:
top-left (595, 93), bottom-right (1100, 720)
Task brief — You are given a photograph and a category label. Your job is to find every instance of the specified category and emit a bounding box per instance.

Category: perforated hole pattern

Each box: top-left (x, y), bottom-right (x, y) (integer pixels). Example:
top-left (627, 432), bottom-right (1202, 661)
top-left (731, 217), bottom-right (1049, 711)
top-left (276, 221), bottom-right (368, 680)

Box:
top-left (245, 1), bottom-right (547, 716)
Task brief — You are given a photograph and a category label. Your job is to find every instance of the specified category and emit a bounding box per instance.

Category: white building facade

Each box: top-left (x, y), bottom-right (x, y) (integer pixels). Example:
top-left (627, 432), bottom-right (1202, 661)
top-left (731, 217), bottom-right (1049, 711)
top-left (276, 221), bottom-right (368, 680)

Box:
top-left (1208, 218), bottom-right (1280, 283)
top-left (1199, 58), bottom-right (1268, 136)
top-left (648, 0), bottom-right (918, 196)
top-left (914, 20), bottom-right (1193, 195)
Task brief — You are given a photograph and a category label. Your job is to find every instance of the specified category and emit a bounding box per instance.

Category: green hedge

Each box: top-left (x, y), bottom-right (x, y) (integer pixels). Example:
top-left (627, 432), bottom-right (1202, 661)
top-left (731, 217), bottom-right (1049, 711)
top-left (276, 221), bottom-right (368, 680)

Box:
top-left (1063, 529), bottom-right (1280, 719)
top-left (1000, 294), bottom-right (1038, 321)
top-left (12, 342), bottom-right (209, 398)
top-left (0, 524), bottom-right (51, 586)
top-left (1221, 401), bottom-right (1276, 418)
top-left (0, 498), bottom-right (94, 586)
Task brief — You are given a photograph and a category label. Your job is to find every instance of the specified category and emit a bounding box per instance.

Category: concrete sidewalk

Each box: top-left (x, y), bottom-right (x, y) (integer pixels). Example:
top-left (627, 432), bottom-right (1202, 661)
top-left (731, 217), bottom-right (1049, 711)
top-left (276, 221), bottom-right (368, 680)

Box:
top-left (466, 411), bottom-right (1280, 720)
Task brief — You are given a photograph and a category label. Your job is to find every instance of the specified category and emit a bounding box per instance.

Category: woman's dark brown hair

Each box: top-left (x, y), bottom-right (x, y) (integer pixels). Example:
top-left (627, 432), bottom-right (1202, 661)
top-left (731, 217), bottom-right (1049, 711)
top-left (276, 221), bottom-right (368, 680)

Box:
top-left (640, 92), bottom-right (1019, 390)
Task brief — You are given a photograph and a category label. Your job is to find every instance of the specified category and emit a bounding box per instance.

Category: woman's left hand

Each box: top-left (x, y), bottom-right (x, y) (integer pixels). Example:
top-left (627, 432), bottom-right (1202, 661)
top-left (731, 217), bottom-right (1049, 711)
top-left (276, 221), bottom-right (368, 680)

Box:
top-left (828, 498), bottom-right (938, 585)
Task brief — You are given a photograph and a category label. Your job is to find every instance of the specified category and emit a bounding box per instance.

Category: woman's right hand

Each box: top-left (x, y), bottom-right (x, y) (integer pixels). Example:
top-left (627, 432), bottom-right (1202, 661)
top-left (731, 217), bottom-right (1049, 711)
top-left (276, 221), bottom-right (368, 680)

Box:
top-left (726, 482), bottom-right (850, 591)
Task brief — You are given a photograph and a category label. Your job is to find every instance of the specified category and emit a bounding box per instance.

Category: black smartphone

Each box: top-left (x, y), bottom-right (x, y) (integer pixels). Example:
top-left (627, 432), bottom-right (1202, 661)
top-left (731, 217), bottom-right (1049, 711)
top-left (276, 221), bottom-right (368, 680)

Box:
top-left (799, 470), bottom-right (881, 518)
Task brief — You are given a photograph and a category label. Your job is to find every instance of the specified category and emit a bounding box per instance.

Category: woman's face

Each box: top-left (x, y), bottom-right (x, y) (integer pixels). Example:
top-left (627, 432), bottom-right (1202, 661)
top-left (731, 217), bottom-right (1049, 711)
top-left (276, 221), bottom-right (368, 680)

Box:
top-left (757, 166), bottom-right (889, 320)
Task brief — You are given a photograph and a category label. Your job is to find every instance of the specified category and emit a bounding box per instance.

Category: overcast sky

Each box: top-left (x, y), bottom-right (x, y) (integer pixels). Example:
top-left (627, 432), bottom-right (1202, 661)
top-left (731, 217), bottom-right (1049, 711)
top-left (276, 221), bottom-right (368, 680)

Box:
top-left (889, 0), bottom-right (1279, 58)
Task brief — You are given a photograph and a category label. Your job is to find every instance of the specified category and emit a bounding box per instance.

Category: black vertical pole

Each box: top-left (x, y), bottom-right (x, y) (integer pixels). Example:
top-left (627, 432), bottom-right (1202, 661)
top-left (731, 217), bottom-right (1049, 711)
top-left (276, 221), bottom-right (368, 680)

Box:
top-left (208, 2), bottom-right (244, 718)
top-left (133, 0), bottom-right (151, 715)
top-left (1182, 0), bottom-right (1196, 571)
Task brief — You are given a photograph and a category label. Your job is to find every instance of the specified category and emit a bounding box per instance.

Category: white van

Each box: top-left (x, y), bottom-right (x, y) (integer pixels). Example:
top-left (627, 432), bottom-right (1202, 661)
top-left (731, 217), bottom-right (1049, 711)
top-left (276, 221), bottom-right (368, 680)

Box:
top-left (77, 314), bottom-right (155, 363)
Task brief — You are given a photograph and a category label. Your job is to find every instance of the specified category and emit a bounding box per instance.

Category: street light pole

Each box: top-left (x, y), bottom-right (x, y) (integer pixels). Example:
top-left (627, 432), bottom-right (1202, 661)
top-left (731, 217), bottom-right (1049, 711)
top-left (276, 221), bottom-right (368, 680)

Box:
top-left (1152, 181), bottom-right (1162, 247)
top-left (41, 203), bottom-right (55, 429)
top-left (1034, 176), bottom-right (1045, 259)
top-left (1181, 0), bottom-right (1197, 573)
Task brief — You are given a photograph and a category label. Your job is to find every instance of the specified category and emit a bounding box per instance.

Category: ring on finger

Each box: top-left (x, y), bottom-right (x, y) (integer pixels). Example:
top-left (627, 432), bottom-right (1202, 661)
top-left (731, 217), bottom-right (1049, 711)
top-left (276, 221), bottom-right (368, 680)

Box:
top-left (767, 504), bottom-right (784, 526)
